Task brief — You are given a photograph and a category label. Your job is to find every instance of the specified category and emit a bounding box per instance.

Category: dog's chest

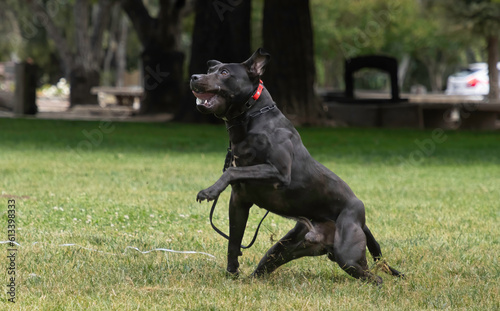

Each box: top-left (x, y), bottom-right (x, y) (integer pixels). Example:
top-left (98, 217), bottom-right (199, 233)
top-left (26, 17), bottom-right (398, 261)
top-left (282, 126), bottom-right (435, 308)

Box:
top-left (231, 156), bottom-right (280, 189)
top-left (231, 153), bottom-right (270, 172)
top-left (231, 135), bottom-right (269, 167)
top-left (231, 150), bottom-right (259, 167)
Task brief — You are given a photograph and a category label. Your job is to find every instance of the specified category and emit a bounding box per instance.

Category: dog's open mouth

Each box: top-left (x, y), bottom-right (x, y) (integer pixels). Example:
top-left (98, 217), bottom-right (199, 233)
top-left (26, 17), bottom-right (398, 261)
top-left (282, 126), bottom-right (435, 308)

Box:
top-left (192, 91), bottom-right (218, 109)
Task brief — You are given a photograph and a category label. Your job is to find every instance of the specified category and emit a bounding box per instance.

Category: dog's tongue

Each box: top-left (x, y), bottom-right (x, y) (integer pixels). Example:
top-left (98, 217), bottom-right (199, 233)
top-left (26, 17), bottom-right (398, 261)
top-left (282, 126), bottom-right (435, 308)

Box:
top-left (192, 91), bottom-right (216, 101)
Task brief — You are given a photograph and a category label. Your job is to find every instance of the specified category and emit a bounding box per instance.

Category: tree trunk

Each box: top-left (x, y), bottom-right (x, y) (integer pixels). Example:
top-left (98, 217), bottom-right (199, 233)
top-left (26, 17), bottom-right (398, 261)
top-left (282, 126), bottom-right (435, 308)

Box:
top-left (189, 0), bottom-right (251, 71)
top-left (262, 0), bottom-right (320, 125)
top-left (398, 54), bottom-right (411, 89)
top-left (487, 34), bottom-right (499, 102)
top-left (116, 14), bottom-right (129, 87)
top-left (175, 0), bottom-right (251, 122)
top-left (70, 0), bottom-right (112, 106)
top-left (422, 56), bottom-right (446, 93)
top-left (103, 5), bottom-right (121, 86)
top-left (425, 66), bottom-right (439, 93)
top-left (121, 0), bottom-right (187, 115)
top-left (28, 0), bottom-right (113, 106)
top-left (70, 66), bottom-right (100, 105)
top-left (140, 48), bottom-right (184, 114)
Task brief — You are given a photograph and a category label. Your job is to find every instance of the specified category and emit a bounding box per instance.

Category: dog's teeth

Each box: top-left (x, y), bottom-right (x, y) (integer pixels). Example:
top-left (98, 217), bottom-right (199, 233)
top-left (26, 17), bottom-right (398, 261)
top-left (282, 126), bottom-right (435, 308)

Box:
top-left (204, 100), bottom-right (208, 105)
top-left (196, 98), bottom-right (202, 106)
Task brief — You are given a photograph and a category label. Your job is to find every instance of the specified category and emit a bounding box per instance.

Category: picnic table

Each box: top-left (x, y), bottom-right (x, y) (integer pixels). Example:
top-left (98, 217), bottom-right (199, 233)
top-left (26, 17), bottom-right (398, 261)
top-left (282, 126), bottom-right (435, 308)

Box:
top-left (90, 86), bottom-right (143, 107)
top-left (323, 92), bottom-right (500, 130)
top-left (410, 95), bottom-right (500, 130)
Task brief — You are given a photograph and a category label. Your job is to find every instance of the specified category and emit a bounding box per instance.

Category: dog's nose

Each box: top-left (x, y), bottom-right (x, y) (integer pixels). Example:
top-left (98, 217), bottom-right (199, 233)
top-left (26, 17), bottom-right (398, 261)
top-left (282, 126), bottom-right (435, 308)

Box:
top-left (191, 74), bottom-right (201, 81)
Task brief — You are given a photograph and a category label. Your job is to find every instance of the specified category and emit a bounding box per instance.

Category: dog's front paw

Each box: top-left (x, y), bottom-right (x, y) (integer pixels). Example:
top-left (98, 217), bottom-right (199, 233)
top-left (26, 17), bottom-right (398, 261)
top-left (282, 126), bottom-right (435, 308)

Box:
top-left (226, 263), bottom-right (240, 279)
top-left (196, 187), bottom-right (219, 203)
top-left (225, 269), bottom-right (240, 279)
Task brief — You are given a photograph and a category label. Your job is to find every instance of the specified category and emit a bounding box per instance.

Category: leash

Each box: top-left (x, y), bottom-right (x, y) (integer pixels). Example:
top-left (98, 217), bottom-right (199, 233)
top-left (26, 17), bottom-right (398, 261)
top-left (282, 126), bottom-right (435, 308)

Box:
top-left (209, 145), bottom-right (269, 249)
top-left (209, 197), bottom-right (269, 249)
top-left (209, 80), bottom-right (275, 249)
top-left (0, 241), bottom-right (215, 258)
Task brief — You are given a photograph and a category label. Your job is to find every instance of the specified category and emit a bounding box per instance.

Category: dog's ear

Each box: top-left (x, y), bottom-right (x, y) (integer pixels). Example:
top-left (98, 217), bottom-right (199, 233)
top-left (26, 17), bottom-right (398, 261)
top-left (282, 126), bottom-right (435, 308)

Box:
top-left (207, 60), bottom-right (222, 68)
top-left (243, 48), bottom-right (271, 78)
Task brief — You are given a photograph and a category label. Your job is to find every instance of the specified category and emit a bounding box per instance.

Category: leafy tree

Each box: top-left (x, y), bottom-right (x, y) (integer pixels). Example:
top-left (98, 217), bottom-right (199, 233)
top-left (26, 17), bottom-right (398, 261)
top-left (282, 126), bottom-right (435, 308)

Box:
top-left (0, 4), bottom-right (20, 61)
top-left (442, 0), bottom-right (500, 100)
top-left (395, 1), bottom-right (475, 92)
top-left (311, 0), bottom-right (403, 89)
top-left (22, 0), bottom-right (116, 106)
top-left (1, 1), bottom-right (65, 85)
top-left (310, 0), bottom-right (479, 93)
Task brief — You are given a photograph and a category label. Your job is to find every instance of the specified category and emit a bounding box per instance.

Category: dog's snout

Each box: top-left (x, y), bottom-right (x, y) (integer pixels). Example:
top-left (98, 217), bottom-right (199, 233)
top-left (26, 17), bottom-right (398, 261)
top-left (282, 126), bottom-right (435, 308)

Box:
top-left (191, 74), bottom-right (201, 82)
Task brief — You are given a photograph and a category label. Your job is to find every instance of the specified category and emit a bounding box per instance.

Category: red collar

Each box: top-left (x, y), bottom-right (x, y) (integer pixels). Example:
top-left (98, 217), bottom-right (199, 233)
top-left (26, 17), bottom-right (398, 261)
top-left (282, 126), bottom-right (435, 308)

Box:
top-left (223, 80), bottom-right (265, 121)
top-left (252, 80), bottom-right (264, 101)
top-left (244, 80), bottom-right (264, 110)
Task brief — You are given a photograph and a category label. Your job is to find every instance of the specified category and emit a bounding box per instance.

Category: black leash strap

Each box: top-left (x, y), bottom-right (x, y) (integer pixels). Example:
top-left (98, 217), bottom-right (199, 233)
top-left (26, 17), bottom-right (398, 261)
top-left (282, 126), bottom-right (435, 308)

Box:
top-left (209, 144), bottom-right (269, 249)
top-left (209, 197), bottom-right (269, 249)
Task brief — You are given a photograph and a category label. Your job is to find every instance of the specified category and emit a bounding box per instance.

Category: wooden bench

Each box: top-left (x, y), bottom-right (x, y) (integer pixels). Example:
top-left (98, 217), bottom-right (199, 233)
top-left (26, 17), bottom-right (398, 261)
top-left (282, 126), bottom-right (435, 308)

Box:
top-left (90, 86), bottom-right (143, 107)
top-left (410, 95), bottom-right (500, 130)
top-left (323, 93), bottom-right (500, 130)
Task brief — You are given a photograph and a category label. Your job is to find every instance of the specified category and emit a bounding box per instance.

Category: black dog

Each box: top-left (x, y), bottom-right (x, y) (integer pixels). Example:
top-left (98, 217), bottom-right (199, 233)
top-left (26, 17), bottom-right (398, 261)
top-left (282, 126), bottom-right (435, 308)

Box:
top-left (190, 48), bottom-right (403, 284)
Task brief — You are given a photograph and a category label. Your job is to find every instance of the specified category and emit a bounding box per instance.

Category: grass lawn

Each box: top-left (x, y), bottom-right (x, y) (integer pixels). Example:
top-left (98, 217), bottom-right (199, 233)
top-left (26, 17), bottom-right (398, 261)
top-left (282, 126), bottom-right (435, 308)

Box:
top-left (0, 118), bottom-right (498, 310)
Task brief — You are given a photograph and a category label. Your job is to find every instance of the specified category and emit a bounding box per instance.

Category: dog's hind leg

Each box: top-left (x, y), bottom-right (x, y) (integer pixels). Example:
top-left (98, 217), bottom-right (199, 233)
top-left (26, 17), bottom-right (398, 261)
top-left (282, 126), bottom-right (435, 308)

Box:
top-left (251, 221), bottom-right (327, 277)
top-left (363, 224), bottom-right (382, 261)
top-left (331, 200), bottom-right (382, 284)
top-left (363, 225), bottom-right (403, 277)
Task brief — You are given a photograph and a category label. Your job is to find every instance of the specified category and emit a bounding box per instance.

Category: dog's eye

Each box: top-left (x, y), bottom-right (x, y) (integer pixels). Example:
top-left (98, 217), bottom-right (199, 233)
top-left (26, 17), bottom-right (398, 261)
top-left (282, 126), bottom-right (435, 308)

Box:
top-left (220, 69), bottom-right (229, 76)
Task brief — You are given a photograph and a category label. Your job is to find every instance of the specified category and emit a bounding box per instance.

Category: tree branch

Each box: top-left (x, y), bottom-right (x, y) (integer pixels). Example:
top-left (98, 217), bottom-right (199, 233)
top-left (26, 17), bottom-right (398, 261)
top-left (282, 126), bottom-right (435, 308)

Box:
top-left (158, 0), bottom-right (187, 50)
top-left (29, 1), bottom-right (74, 75)
top-left (91, 0), bottom-right (116, 65)
top-left (74, 0), bottom-right (91, 69)
top-left (120, 0), bottom-right (154, 46)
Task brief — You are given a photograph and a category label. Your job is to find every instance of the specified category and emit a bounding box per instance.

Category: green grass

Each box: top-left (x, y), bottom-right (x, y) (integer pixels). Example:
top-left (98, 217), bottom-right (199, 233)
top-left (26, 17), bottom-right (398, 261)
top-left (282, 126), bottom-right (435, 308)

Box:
top-left (0, 118), bottom-right (499, 310)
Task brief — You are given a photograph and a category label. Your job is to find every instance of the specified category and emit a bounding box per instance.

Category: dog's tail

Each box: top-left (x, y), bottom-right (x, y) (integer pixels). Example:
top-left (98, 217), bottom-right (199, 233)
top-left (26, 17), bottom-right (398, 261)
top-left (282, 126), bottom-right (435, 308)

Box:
top-left (363, 225), bottom-right (404, 277)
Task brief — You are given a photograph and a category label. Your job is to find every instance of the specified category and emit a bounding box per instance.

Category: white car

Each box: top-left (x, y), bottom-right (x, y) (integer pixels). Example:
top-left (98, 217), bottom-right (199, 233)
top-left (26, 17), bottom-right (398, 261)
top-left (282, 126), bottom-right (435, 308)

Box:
top-left (445, 62), bottom-right (500, 96)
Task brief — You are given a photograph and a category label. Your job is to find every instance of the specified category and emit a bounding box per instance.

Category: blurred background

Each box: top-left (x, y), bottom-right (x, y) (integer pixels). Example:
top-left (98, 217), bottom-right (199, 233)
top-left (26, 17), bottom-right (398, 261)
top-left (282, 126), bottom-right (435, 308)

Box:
top-left (0, 0), bottom-right (499, 128)
top-left (0, 3), bottom-right (499, 308)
